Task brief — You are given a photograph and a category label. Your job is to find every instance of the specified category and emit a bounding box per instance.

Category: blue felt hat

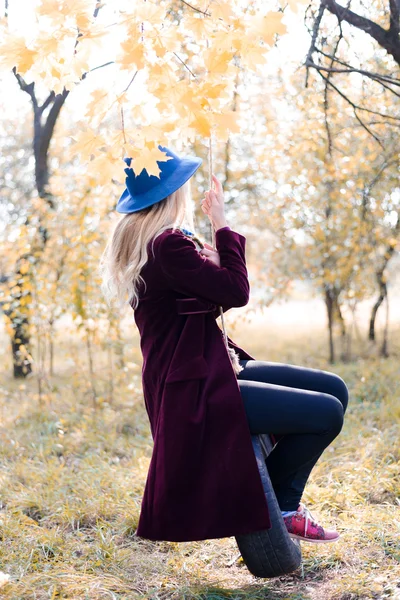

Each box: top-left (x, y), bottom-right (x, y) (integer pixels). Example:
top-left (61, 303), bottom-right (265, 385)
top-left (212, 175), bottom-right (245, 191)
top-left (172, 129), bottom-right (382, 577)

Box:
top-left (116, 144), bottom-right (202, 214)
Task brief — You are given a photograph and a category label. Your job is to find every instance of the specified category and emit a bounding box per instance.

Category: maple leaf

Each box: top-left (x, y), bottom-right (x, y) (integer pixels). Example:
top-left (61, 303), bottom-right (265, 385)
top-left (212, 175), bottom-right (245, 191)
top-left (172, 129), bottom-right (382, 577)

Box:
top-left (151, 27), bottom-right (184, 57)
top-left (134, 1), bottom-right (167, 26)
top-left (89, 154), bottom-right (120, 186)
top-left (84, 89), bottom-right (112, 126)
top-left (211, 111), bottom-right (241, 142)
top-left (78, 24), bottom-right (109, 49)
top-left (247, 11), bottom-right (287, 45)
top-left (0, 34), bottom-right (38, 73)
top-left (130, 146), bottom-right (174, 178)
top-left (59, 0), bottom-right (93, 19)
top-left (72, 129), bottom-right (107, 159)
top-left (201, 84), bottom-right (227, 106)
top-left (139, 123), bottom-right (174, 144)
top-left (183, 14), bottom-right (215, 40)
top-left (238, 40), bottom-right (268, 70)
top-left (204, 49), bottom-right (234, 75)
top-left (118, 39), bottom-right (146, 71)
top-left (189, 112), bottom-right (212, 137)
top-left (210, 0), bottom-right (236, 21)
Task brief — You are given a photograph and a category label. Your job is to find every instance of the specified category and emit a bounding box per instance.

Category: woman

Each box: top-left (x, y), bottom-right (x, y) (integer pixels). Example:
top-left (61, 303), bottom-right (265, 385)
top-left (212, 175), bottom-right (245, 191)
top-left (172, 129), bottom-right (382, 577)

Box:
top-left (100, 144), bottom-right (349, 544)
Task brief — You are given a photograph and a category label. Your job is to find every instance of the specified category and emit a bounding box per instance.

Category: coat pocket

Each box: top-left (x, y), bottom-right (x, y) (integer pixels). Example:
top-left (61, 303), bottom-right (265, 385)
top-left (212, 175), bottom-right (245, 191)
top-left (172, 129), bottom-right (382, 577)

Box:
top-left (165, 355), bottom-right (208, 383)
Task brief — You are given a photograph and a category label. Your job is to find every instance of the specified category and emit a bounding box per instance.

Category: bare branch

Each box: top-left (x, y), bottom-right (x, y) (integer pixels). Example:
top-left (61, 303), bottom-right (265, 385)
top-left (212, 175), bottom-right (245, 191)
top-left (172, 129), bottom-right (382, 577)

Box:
top-left (81, 61), bottom-right (114, 81)
top-left (179, 0), bottom-right (210, 16)
top-left (323, 19), bottom-right (345, 156)
top-left (93, 1), bottom-right (102, 18)
top-left (306, 61), bottom-right (400, 98)
top-left (123, 70), bottom-right (138, 93)
top-left (35, 89), bottom-right (69, 197)
top-left (324, 0), bottom-right (400, 66)
top-left (353, 110), bottom-right (383, 147)
top-left (173, 52), bottom-right (197, 77)
top-left (38, 92), bottom-right (56, 114)
top-left (12, 68), bottom-right (38, 109)
top-left (314, 47), bottom-right (400, 87)
top-left (389, 0), bottom-right (400, 35)
top-left (305, 1), bottom-right (326, 88)
top-left (316, 68), bottom-right (384, 146)
top-left (309, 62), bottom-right (400, 120)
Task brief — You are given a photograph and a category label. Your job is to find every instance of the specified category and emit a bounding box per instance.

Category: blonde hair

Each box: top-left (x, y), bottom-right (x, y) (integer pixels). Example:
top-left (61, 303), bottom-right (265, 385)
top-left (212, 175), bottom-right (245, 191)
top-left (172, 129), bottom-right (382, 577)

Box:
top-left (100, 179), bottom-right (195, 310)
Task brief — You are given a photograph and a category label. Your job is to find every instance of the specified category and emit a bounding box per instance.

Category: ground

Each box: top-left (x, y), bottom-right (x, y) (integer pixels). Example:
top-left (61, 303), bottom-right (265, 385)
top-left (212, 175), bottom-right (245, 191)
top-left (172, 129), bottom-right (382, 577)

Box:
top-left (0, 305), bottom-right (399, 599)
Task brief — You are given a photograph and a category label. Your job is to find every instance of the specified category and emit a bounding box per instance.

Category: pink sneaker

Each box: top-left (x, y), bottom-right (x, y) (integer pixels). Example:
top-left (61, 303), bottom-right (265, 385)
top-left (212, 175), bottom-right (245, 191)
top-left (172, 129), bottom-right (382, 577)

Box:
top-left (283, 503), bottom-right (340, 543)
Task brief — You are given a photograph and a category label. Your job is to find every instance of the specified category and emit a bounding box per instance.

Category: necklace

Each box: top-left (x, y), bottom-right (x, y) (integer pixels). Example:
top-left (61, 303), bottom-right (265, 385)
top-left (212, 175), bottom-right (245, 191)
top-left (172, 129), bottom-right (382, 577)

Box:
top-left (178, 227), bottom-right (205, 251)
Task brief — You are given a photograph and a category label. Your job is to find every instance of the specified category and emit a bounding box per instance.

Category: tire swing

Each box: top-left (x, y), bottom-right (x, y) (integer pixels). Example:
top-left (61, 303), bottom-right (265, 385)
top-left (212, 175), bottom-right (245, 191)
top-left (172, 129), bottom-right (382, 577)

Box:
top-left (207, 140), bottom-right (302, 579)
top-left (235, 433), bottom-right (302, 578)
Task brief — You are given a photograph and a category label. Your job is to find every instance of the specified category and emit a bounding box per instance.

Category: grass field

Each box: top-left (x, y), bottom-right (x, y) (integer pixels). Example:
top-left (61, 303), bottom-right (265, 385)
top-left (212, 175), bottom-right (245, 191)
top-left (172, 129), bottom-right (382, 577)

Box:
top-left (0, 309), bottom-right (399, 599)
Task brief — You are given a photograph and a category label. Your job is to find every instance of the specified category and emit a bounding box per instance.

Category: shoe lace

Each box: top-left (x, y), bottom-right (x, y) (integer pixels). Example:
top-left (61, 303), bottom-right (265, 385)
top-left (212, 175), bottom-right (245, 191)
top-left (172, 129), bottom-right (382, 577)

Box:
top-left (300, 504), bottom-right (318, 534)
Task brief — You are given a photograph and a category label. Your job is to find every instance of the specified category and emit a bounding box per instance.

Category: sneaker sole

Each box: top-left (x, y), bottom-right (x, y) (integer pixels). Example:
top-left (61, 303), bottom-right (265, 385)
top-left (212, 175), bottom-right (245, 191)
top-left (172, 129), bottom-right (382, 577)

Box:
top-left (288, 532), bottom-right (341, 544)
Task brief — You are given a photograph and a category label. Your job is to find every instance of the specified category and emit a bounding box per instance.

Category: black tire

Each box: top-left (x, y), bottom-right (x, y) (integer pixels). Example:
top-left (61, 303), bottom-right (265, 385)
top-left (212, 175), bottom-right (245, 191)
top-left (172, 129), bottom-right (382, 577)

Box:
top-left (235, 433), bottom-right (302, 578)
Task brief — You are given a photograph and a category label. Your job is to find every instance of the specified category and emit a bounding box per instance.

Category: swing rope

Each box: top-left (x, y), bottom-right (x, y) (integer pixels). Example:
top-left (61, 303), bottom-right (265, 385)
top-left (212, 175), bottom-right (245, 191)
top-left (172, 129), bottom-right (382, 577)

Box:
top-left (208, 135), bottom-right (228, 348)
top-left (208, 136), bottom-right (242, 376)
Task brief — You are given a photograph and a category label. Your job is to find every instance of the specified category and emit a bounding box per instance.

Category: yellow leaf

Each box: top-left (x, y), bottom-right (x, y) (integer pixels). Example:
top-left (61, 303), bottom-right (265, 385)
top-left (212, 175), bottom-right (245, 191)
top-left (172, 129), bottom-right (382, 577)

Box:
top-left (238, 40), bottom-right (268, 70)
top-left (247, 11), bottom-right (287, 45)
top-left (72, 129), bottom-right (107, 159)
top-left (204, 49), bottom-right (234, 74)
top-left (211, 0), bottom-right (235, 21)
top-left (78, 24), bottom-right (109, 48)
top-left (85, 89), bottom-right (111, 121)
top-left (89, 154), bottom-right (120, 186)
top-left (0, 34), bottom-right (38, 73)
top-left (189, 112), bottom-right (212, 137)
top-left (19, 261), bottom-right (30, 275)
top-left (134, 1), bottom-right (167, 25)
top-left (130, 146), bottom-right (174, 178)
top-left (118, 39), bottom-right (146, 71)
top-left (182, 15), bottom-right (215, 40)
top-left (139, 122), bottom-right (175, 144)
top-left (211, 111), bottom-right (241, 141)
top-left (152, 27), bottom-right (184, 57)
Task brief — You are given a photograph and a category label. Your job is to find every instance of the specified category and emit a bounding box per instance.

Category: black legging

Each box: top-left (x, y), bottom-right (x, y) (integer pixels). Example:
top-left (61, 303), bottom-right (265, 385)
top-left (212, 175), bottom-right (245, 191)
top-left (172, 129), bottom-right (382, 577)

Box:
top-left (237, 359), bottom-right (349, 511)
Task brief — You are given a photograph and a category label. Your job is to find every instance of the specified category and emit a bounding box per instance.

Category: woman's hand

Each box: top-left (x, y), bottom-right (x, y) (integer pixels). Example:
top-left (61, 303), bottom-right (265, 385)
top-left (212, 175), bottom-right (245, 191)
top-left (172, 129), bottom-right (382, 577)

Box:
top-left (199, 242), bottom-right (221, 267)
top-left (201, 174), bottom-right (228, 231)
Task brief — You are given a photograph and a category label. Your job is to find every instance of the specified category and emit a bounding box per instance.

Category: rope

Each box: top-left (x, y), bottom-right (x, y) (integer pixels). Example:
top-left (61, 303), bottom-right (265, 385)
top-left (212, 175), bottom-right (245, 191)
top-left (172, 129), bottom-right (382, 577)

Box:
top-left (208, 135), bottom-right (215, 250)
top-left (208, 135), bottom-right (228, 348)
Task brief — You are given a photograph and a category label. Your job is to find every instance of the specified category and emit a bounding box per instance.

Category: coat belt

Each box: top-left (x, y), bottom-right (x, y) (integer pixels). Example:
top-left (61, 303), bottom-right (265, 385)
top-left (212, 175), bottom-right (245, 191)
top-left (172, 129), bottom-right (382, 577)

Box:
top-left (176, 297), bottom-right (217, 315)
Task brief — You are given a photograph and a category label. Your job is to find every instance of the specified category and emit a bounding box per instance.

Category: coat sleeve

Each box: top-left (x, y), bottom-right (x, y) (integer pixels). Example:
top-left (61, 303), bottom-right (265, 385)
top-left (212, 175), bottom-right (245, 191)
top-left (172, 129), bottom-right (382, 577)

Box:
top-left (158, 228), bottom-right (250, 308)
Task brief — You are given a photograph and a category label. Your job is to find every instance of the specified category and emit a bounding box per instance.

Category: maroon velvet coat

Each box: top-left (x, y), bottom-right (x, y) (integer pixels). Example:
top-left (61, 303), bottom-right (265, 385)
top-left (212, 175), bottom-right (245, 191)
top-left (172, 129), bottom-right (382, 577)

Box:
top-left (132, 226), bottom-right (271, 542)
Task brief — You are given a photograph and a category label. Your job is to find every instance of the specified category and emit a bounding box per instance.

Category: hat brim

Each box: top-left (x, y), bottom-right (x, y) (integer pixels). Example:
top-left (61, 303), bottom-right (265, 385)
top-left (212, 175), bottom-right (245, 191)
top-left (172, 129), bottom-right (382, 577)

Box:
top-left (116, 156), bottom-right (202, 214)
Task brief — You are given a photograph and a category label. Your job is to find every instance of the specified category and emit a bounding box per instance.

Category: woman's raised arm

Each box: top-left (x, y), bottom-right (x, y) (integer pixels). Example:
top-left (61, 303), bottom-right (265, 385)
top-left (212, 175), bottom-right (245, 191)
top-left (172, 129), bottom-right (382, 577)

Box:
top-left (158, 228), bottom-right (250, 308)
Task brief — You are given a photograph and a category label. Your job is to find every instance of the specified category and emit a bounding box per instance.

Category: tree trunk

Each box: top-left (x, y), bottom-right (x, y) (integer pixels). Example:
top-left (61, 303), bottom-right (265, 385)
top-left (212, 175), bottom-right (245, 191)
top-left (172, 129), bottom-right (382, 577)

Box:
top-left (7, 0), bottom-right (102, 379)
top-left (11, 319), bottom-right (32, 378)
top-left (9, 74), bottom-right (69, 378)
top-left (325, 287), bottom-right (335, 364)
top-left (8, 258), bottom-right (33, 377)
top-left (380, 292), bottom-right (390, 358)
top-left (368, 278), bottom-right (386, 342)
top-left (333, 296), bottom-right (348, 361)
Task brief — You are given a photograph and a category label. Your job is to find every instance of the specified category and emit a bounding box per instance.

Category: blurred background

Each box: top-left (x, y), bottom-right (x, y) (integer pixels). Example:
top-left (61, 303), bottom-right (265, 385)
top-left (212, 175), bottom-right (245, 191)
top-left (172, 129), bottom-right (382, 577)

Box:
top-left (0, 1), bottom-right (399, 599)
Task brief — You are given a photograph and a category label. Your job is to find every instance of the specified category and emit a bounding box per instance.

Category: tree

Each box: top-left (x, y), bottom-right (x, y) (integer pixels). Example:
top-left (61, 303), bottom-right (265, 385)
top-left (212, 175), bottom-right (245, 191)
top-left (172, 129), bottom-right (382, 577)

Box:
top-left (305, 0), bottom-right (400, 142)
top-left (0, 0), bottom-right (306, 376)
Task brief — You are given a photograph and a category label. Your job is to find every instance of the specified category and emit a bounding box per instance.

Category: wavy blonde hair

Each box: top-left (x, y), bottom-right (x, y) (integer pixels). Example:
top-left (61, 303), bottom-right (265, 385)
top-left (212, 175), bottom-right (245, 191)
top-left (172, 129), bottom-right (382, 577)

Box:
top-left (100, 179), bottom-right (195, 310)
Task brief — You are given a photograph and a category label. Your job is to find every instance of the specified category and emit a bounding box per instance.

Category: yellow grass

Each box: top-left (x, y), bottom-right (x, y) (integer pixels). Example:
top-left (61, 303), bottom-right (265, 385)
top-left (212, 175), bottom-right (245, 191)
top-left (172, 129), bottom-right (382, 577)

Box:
top-left (0, 315), bottom-right (399, 599)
